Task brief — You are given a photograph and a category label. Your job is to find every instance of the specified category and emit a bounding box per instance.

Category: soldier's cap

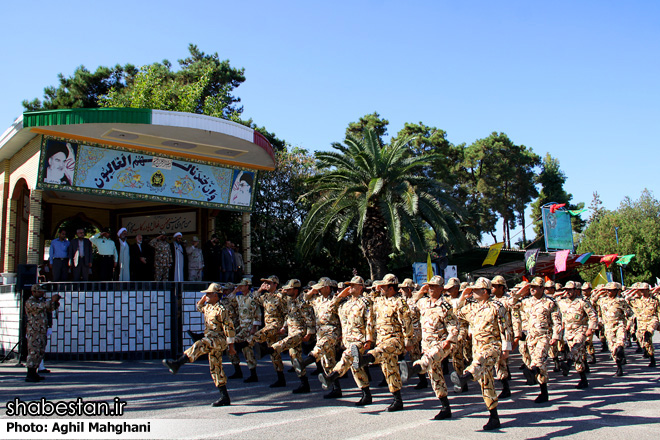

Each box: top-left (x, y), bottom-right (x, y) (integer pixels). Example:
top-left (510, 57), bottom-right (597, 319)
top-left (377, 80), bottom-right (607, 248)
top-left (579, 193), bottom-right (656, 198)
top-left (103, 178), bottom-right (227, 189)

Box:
top-left (237, 278), bottom-right (252, 287)
top-left (311, 277), bottom-right (333, 290)
top-left (581, 282), bottom-right (592, 290)
top-left (574, 281), bottom-right (582, 290)
top-left (365, 279), bottom-right (373, 287)
top-left (459, 282), bottom-right (469, 290)
top-left (424, 275), bottom-right (445, 286)
top-left (260, 275), bottom-right (280, 285)
top-left (282, 279), bottom-right (302, 290)
top-left (528, 277), bottom-right (544, 287)
top-left (373, 273), bottom-right (399, 287)
top-left (223, 282), bottom-right (235, 291)
top-left (330, 279), bottom-right (338, 288)
top-left (201, 283), bottom-right (221, 294)
top-left (345, 276), bottom-right (365, 286)
top-left (635, 282), bottom-right (651, 290)
top-left (337, 282), bottom-right (345, 290)
top-left (491, 275), bottom-right (507, 288)
top-left (399, 278), bottom-right (416, 288)
top-left (563, 281), bottom-right (577, 290)
top-left (465, 277), bottom-right (492, 291)
top-left (31, 283), bottom-right (46, 292)
top-left (543, 281), bottom-right (556, 289)
top-left (604, 281), bottom-right (622, 290)
top-left (444, 277), bottom-right (461, 289)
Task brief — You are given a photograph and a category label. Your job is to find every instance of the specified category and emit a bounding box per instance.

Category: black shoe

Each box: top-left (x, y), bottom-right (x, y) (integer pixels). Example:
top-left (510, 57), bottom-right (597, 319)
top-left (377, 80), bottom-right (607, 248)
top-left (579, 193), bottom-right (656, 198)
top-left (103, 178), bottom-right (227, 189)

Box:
top-left (292, 376), bottom-right (310, 394)
top-left (270, 371), bottom-right (286, 388)
top-left (483, 408), bottom-right (501, 431)
top-left (25, 368), bottom-right (41, 383)
top-left (163, 355), bottom-right (189, 375)
top-left (228, 364), bottom-right (243, 379)
top-left (356, 387), bottom-right (372, 406)
top-left (319, 371), bottom-right (339, 391)
top-left (498, 379), bottom-right (511, 399)
top-left (576, 372), bottom-right (589, 389)
top-left (293, 355), bottom-right (316, 376)
top-left (434, 397), bottom-right (451, 420)
top-left (601, 342), bottom-right (609, 353)
top-left (399, 361), bottom-right (410, 383)
top-left (534, 383), bottom-right (549, 403)
top-left (187, 330), bottom-right (204, 343)
top-left (552, 358), bottom-right (561, 373)
top-left (450, 371), bottom-right (472, 392)
top-left (521, 365), bottom-right (537, 385)
top-left (649, 356), bottom-right (656, 368)
top-left (212, 385), bottom-right (231, 407)
top-left (258, 343), bottom-right (274, 359)
top-left (323, 381), bottom-right (342, 399)
top-left (387, 390), bottom-right (404, 412)
top-left (244, 368), bottom-right (258, 383)
top-left (588, 354), bottom-right (597, 364)
top-left (414, 373), bottom-right (428, 390)
top-left (560, 361), bottom-right (570, 377)
top-left (351, 345), bottom-right (374, 370)
top-left (615, 364), bottom-right (624, 376)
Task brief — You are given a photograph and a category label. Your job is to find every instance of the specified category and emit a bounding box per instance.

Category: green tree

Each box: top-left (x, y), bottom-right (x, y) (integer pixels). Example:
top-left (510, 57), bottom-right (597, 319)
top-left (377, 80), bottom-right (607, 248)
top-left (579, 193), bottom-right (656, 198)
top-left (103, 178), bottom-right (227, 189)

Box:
top-left (297, 129), bottom-right (468, 280)
top-left (531, 154), bottom-right (585, 246)
top-left (576, 189), bottom-right (660, 284)
top-left (345, 112), bottom-right (389, 140)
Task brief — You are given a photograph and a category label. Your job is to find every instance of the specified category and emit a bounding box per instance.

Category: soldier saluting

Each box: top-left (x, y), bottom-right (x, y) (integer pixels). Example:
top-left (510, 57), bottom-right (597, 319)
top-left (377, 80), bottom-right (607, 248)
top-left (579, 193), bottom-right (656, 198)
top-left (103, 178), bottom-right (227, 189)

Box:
top-left (25, 284), bottom-right (61, 382)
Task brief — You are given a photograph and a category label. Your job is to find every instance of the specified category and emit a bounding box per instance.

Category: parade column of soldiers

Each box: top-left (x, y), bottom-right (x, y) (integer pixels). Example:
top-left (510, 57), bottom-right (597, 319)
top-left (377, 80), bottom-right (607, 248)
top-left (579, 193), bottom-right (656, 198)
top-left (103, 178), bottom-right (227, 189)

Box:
top-left (152, 271), bottom-right (659, 431)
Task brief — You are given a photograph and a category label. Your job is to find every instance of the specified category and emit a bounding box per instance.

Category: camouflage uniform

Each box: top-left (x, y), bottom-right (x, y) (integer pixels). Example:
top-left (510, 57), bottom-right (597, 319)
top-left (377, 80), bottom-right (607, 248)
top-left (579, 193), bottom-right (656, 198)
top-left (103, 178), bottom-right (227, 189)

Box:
top-left (415, 296), bottom-right (458, 398)
top-left (251, 288), bottom-right (286, 372)
top-left (406, 296), bottom-right (423, 363)
top-left (455, 292), bottom-right (512, 410)
top-left (184, 300), bottom-right (236, 387)
top-left (626, 291), bottom-right (659, 357)
top-left (368, 294), bottom-right (414, 393)
top-left (272, 292), bottom-right (316, 377)
top-left (514, 292), bottom-right (562, 385)
top-left (149, 238), bottom-right (172, 281)
top-left (596, 293), bottom-right (632, 361)
top-left (557, 296), bottom-right (598, 372)
top-left (449, 296), bottom-right (472, 375)
top-left (234, 291), bottom-right (260, 369)
top-left (492, 294), bottom-right (515, 381)
top-left (25, 295), bottom-right (60, 369)
top-left (307, 293), bottom-right (342, 374)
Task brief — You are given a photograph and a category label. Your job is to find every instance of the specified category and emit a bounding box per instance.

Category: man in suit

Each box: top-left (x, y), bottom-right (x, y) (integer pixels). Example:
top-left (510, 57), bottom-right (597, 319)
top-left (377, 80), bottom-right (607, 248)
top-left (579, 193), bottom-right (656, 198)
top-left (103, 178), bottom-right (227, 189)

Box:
top-left (130, 234), bottom-right (153, 281)
top-left (69, 228), bottom-right (93, 281)
top-left (203, 234), bottom-right (221, 281)
top-left (220, 240), bottom-right (236, 283)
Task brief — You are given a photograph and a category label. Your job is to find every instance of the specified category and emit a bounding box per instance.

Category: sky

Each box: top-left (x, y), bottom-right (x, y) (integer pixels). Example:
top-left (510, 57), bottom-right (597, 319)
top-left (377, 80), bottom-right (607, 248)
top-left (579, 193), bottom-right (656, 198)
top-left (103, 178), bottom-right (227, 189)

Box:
top-left (1, 1), bottom-right (658, 245)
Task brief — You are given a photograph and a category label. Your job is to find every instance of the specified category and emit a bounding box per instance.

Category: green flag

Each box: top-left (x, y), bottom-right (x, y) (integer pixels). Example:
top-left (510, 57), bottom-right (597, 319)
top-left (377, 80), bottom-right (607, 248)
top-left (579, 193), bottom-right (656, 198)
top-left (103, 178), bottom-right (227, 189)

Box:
top-left (616, 254), bottom-right (635, 266)
top-left (568, 208), bottom-right (588, 216)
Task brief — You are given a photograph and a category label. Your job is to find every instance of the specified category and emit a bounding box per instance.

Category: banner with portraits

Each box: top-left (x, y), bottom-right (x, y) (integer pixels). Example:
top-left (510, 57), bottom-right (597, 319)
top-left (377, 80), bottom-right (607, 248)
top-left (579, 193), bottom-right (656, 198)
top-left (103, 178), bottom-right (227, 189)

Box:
top-left (37, 137), bottom-right (258, 212)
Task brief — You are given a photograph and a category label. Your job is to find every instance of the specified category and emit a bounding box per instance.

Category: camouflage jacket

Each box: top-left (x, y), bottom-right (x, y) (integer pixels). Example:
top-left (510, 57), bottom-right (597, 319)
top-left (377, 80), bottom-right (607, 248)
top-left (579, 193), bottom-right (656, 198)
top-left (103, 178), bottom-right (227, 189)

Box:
top-left (220, 292), bottom-right (240, 330)
top-left (338, 295), bottom-right (375, 345)
top-left (416, 297), bottom-right (458, 345)
top-left (197, 301), bottom-right (236, 343)
top-left (626, 296), bottom-right (660, 324)
top-left (514, 295), bottom-right (562, 340)
top-left (283, 294), bottom-right (316, 335)
top-left (373, 295), bottom-right (414, 345)
top-left (457, 298), bottom-right (513, 350)
top-left (254, 289), bottom-right (285, 329)
top-left (308, 294), bottom-right (341, 331)
top-left (25, 296), bottom-right (59, 336)
top-left (557, 297), bottom-right (598, 331)
top-left (596, 295), bottom-right (632, 328)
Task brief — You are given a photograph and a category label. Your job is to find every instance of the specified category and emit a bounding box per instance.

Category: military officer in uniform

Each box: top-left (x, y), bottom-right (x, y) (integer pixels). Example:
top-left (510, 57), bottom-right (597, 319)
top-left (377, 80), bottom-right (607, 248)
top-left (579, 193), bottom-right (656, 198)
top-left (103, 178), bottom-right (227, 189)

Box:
top-left (624, 282), bottom-right (659, 368)
top-left (24, 284), bottom-right (61, 382)
top-left (446, 277), bottom-right (471, 392)
top-left (592, 282), bottom-right (632, 376)
top-left (399, 278), bottom-right (426, 389)
top-left (490, 275), bottom-right (516, 398)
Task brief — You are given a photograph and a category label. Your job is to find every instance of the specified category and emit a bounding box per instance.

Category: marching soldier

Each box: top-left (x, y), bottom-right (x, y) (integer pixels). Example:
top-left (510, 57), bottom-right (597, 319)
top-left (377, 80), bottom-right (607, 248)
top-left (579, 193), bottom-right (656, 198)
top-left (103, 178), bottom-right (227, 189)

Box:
top-left (624, 282), bottom-right (659, 368)
top-left (319, 276), bottom-right (376, 406)
top-left (163, 283), bottom-right (236, 406)
top-left (410, 275), bottom-right (458, 420)
top-left (542, 281), bottom-right (564, 373)
top-left (490, 275), bottom-right (515, 398)
top-left (399, 278), bottom-right (426, 389)
top-left (581, 283), bottom-right (598, 364)
top-left (219, 283), bottom-right (243, 379)
top-left (233, 278), bottom-right (261, 383)
top-left (512, 277), bottom-right (562, 403)
top-left (353, 274), bottom-right (414, 412)
top-left (592, 282), bottom-right (632, 376)
top-left (293, 277), bottom-right (343, 398)
top-left (556, 281), bottom-right (598, 388)
top-left (25, 284), bottom-right (61, 382)
top-left (445, 277), bottom-right (471, 392)
top-left (450, 277), bottom-right (512, 430)
top-left (260, 279), bottom-right (317, 393)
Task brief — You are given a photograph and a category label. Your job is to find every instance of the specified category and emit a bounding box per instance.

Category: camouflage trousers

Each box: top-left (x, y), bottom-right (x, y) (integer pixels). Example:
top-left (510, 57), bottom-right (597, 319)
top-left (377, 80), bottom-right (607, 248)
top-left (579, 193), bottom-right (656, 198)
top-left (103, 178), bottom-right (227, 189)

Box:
top-left (230, 325), bottom-right (257, 369)
top-left (518, 337), bottom-right (532, 367)
top-left (548, 338), bottom-right (564, 359)
top-left (369, 335), bottom-right (404, 393)
top-left (585, 332), bottom-right (595, 356)
top-left (272, 327), bottom-right (305, 377)
top-left (418, 342), bottom-right (451, 399)
top-left (310, 326), bottom-right (339, 374)
top-left (452, 331), bottom-right (472, 375)
top-left (564, 328), bottom-right (587, 373)
top-left (252, 325), bottom-right (284, 372)
top-left (495, 351), bottom-right (509, 380)
top-left (604, 323), bottom-right (626, 361)
top-left (465, 342), bottom-right (500, 410)
top-left (26, 330), bottom-right (47, 369)
top-left (332, 341), bottom-right (370, 389)
top-left (526, 333), bottom-right (551, 385)
top-left (184, 336), bottom-right (228, 387)
top-left (636, 319), bottom-right (658, 356)
top-left (409, 330), bottom-right (422, 363)
top-left (154, 264), bottom-right (169, 282)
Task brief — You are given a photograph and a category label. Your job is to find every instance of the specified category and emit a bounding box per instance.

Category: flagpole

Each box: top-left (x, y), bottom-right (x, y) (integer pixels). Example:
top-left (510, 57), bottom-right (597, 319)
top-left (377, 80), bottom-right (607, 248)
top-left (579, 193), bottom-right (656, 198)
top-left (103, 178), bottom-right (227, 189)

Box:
top-left (614, 227), bottom-right (625, 285)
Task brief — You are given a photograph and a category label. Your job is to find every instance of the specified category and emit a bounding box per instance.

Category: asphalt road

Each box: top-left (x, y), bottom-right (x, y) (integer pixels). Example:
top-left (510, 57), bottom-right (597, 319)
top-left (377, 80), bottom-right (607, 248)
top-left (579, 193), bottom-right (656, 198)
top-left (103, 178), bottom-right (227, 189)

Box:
top-left (1, 338), bottom-right (659, 440)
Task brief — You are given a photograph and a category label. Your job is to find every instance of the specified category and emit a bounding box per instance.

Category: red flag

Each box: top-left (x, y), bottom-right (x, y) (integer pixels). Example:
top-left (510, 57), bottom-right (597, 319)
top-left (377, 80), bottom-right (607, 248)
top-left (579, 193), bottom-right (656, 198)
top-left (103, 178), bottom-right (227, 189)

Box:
top-left (549, 203), bottom-right (566, 213)
top-left (545, 276), bottom-right (552, 282)
top-left (522, 276), bottom-right (529, 282)
top-left (600, 254), bottom-right (618, 268)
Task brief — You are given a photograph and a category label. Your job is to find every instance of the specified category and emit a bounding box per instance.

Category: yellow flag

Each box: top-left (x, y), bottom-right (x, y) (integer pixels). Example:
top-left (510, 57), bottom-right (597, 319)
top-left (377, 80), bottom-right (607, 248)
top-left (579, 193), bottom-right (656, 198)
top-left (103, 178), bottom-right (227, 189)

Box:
top-left (592, 265), bottom-right (608, 287)
top-left (427, 253), bottom-right (434, 281)
top-left (482, 242), bottom-right (504, 266)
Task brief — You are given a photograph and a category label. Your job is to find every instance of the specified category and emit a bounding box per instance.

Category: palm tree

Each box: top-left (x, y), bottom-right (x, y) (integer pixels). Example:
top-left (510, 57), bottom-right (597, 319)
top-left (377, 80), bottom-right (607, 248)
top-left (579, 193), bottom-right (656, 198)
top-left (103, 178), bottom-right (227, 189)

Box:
top-left (297, 129), bottom-right (467, 280)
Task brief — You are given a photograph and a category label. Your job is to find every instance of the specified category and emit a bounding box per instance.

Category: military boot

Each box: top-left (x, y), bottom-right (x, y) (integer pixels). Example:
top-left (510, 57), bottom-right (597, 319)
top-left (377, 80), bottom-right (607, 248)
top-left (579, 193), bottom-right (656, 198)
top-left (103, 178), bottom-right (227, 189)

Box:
top-left (588, 353), bottom-right (597, 364)
top-left (450, 370), bottom-right (473, 393)
top-left (615, 346), bottom-right (625, 376)
top-left (243, 368), bottom-right (258, 383)
top-left (162, 354), bottom-right (189, 375)
top-left (228, 363), bottom-right (243, 379)
top-left (257, 343), bottom-right (274, 359)
top-left (386, 390), bottom-right (404, 412)
top-left (648, 355), bottom-right (656, 368)
top-left (186, 330), bottom-right (204, 343)
top-left (576, 371), bottom-right (589, 389)
top-left (552, 357), bottom-right (561, 373)
top-left (319, 371), bottom-right (339, 390)
top-left (498, 378), bottom-right (511, 399)
top-left (25, 367), bottom-right (42, 383)
top-left (434, 396), bottom-right (451, 420)
top-left (292, 354), bottom-right (316, 376)
top-left (355, 387), bottom-right (372, 406)
top-left (323, 378), bottom-right (342, 399)
top-left (414, 373), bottom-right (428, 390)
top-left (212, 385), bottom-right (231, 407)
top-left (351, 344), bottom-right (375, 370)
top-left (292, 375), bottom-right (310, 394)
top-left (534, 383), bottom-right (549, 403)
top-left (483, 408), bottom-right (501, 431)
top-left (270, 371), bottom-right (286, 388)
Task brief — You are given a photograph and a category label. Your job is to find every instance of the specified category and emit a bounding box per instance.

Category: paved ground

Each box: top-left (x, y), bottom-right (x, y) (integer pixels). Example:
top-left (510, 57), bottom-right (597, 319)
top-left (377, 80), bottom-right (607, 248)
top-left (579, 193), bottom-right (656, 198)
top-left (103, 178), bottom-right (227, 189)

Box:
top-left (1, 339), bottom-right (659, 439)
